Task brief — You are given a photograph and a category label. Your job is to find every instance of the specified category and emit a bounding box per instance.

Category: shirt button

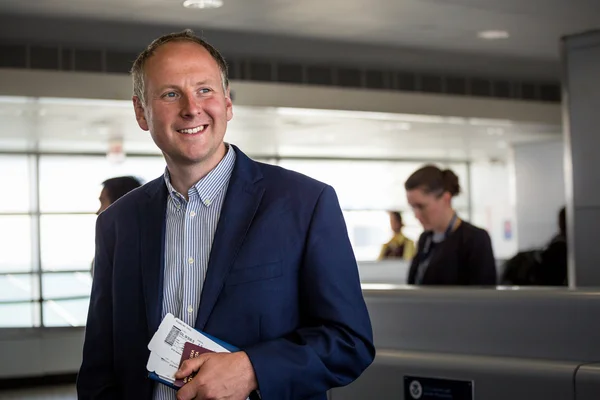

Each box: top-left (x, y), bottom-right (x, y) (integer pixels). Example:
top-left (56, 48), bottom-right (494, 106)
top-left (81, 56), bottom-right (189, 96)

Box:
top-left (190, 211), bottom-right (196, 217)
top-left (188, 257), bottom-right (194, 264)
top-left (204, 199), bottom-right (211, 206)
top-left (187, 305), bottom-right (194, 314)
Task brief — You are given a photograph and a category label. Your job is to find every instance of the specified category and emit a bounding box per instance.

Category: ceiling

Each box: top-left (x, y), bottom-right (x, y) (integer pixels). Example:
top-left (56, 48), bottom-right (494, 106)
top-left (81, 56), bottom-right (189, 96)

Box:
top-left (0, 96), bottom-right (560, 161)
top-left (0, 0), bottom-right (599, 61)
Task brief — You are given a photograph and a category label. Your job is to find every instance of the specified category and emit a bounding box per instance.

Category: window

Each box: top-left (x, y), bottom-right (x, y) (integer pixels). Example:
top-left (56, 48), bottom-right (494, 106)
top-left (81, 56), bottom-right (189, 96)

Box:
top-left (0, 152), bottom-right (476, 327)
top-left (0, 216), bottom-right (33, 273)
top-left (39, 156), bottom-right (165, 213)
top-left (343, 210), bottom-right (422, 261)
top-left (0, 153), bottom-right (167, 327)
top-left (0, 155), bottom-right (32, 212)
top-left (0, 155), bottom-right (37, 327)
top-left (40, 215), bottom-right (96, 272)
top-left (279, 159), bottom-right (470, 261)
top-left (279, 159), bottom-right (469, 211)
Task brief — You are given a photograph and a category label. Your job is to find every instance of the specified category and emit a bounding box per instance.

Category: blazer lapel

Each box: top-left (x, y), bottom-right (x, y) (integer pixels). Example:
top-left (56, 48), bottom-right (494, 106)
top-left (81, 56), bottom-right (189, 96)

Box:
top-left (195, 149), bottom-right (264, 330)
top-left (140, 177), bottom-right (168, 338)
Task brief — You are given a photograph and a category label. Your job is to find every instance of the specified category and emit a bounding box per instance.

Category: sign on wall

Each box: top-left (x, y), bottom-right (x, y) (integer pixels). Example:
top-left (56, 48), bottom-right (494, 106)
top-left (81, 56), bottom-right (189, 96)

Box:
top-left (404, 376), bottom-right (474, 400)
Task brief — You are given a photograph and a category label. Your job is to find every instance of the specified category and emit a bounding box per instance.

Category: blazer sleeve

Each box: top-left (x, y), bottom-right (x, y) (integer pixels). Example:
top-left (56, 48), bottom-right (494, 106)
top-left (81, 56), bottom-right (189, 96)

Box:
top-left (465, 229), bottom-right (497, 285)
top-left (244, 185), bottom-right (375, 399)
top-left (76, 214), bottom-right (119, 399)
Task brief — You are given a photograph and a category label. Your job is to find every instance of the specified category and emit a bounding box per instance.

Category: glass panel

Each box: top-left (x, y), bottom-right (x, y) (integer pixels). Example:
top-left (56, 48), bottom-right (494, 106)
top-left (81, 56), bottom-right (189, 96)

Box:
top-left (344, 210), bottom-right (422, 261)
top-left (0, 155), bottom-right (31, 212)
top-left (0, 215), bottom-right (32, 273)
top-left (39, 155), bottom-right (165, 213)
top-left (0, 301), bottom-right (41, 328)
top-left (0, 273), bottom-right (39, 302)
top-left (279, 160), bottom-right (417, 210)
top-left (43, 298), bottom-right (90, 327)
top-left (40, 215), bottom-right (96, 271)
top-left (279, 160), bottom-right (469, 211)
top-left (42, 272), bottom-right (92, 299)
top-left (470, 161), bottom-right (517, 260)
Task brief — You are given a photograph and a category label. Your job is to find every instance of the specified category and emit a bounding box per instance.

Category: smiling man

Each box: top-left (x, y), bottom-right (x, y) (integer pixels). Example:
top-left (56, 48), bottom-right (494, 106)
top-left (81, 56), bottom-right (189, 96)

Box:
top-left (77, 30), bottom-right (374, 400)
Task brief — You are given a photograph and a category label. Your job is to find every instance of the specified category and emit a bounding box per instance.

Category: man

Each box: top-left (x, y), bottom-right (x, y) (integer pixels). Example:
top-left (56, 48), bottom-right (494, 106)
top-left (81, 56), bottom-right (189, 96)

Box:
top-left (97, 176), bottom-right (143, 215)
top-left (77, 29), bottom-right (374, 400)
top-left (378, 211), bottom-right (416, 261)
top-left (92, 176), bottom-right (143, 276)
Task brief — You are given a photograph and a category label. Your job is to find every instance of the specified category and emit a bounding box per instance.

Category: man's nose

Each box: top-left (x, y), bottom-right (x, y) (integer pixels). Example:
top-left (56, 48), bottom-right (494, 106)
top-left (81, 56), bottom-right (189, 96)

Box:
top-left (180, 93), bottom-right (201, 117)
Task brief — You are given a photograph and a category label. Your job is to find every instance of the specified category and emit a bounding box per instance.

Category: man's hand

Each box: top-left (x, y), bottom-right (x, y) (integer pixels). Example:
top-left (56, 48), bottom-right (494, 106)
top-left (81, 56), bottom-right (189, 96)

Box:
top-left (175, 351), bottom-right (257, 400)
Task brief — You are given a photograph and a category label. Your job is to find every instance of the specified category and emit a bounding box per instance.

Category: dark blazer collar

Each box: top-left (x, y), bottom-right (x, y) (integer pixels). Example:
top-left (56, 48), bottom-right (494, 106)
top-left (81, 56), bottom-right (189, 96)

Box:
top-left (139, 145), bottom-right (265, 335)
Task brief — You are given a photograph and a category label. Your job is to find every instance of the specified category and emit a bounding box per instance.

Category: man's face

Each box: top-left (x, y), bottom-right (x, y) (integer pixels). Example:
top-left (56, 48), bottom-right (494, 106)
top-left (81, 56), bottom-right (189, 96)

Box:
top-left (97, 187), bottom-right (111, 215)
top-left (133, 41), bottom-right (233, 169)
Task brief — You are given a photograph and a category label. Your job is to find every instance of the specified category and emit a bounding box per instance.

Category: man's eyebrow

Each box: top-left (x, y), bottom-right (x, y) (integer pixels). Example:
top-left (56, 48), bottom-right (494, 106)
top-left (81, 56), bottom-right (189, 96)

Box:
top-left (154, 84), bottom-right (180, 92)
top-left (195, 79), bottom-right (218, 86)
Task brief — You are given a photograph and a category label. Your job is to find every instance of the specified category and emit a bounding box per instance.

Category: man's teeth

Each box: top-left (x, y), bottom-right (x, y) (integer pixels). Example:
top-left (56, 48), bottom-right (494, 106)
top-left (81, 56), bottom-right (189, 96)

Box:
top-left (179, 126), bottom-right (205, 134)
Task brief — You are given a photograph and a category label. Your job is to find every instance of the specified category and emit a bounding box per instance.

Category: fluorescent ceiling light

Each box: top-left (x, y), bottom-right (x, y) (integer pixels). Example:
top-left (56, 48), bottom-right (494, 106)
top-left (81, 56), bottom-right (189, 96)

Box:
top-left (478, 30), bottom-right (510, 40)
top-left (183, 0), bottom-right (223, 9)
top-left (275, 107), bottom-right (515, 127)
top-left (37, 97), bottom-right (131, 108)
top-left (274, 107), bottom-right (448, 123)
top-left (0, 96), bottom-right (32, 104)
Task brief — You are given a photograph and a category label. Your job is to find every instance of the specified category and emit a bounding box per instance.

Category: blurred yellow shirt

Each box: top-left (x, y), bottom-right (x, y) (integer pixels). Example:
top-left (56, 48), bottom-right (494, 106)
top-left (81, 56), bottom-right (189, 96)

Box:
top-left (378, 233), bottom-right (416, 261)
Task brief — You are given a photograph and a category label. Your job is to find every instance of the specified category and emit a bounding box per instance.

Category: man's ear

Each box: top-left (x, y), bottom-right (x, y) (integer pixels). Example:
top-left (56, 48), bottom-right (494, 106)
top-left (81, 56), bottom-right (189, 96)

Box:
top-left (225, 89), bottom-right (233, 122)
top-left (133, 96), bottom-right (149, 131)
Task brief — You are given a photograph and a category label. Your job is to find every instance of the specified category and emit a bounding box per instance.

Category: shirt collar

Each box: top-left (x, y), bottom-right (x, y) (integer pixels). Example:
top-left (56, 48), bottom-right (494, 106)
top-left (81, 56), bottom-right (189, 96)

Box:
top-left (163, 143), bottom-right (236, 206)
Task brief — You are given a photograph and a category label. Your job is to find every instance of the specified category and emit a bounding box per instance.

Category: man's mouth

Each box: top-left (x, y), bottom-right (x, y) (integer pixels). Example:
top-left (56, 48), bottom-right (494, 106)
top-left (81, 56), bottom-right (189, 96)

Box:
top-left (177, 125), bottom-right (207, 134)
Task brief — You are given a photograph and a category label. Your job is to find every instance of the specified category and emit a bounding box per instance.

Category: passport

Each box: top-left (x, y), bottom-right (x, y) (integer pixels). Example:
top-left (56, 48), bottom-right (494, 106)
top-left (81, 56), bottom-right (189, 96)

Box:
top-left (174, 342), bottom-right (214, 387)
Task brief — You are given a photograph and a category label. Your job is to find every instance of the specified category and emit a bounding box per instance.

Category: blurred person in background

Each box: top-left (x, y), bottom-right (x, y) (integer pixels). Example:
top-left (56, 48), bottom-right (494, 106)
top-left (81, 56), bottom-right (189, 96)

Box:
top-left (378, 211), bottom-right (416, 261)
top-left (534, 206), bottom-right (567, 285)
top-left (404, 165), bottom-right (496, 285)
top-left (501, 206), bottom-right (567, 286)
top-left (92, 176), bottom-right (143, 276)
top-left (97, 176), bottom-right (143, 215)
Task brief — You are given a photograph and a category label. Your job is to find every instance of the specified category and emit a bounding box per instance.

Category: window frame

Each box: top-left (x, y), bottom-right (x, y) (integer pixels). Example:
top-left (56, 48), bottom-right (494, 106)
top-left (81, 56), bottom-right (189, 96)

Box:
top-left (0, 151), bottom-right (472, 330)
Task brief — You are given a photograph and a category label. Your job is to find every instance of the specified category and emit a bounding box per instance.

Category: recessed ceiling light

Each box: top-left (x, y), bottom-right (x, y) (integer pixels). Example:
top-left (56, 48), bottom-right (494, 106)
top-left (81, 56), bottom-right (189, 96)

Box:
top-left (477, 30), bottom-right (509, 40)
top-left (182, 0), bottom-right (223, 9)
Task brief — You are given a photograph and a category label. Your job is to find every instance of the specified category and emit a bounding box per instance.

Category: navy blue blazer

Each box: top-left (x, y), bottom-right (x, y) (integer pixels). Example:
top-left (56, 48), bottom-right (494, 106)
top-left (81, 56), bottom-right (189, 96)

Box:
top-left (77, 146), bottom-right (375, 400)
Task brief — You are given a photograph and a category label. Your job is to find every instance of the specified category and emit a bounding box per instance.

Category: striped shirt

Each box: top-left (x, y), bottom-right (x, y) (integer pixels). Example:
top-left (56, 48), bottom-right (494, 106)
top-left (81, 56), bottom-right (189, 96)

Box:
top-left (153, 144), bottom-right (236, 400)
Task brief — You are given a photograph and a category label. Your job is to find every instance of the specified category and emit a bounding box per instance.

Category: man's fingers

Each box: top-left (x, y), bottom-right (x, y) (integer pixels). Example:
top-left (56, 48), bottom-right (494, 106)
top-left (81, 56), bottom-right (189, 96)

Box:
top-left (175, 354), bottom-right (210, 378)
top-left (176, 382), bottom-right (201, 400)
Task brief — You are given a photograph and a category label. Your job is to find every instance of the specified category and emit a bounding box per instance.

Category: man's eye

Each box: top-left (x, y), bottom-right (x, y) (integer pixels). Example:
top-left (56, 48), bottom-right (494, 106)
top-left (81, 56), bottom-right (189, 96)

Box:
top-left (164, 92), bottom-right (177, 98)
top-left (199, 88), bottom-right (211, 94)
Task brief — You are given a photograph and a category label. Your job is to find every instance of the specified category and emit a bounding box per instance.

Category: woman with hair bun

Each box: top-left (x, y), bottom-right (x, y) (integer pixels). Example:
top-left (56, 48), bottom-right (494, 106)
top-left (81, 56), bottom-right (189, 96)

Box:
top-left (404, 165), bottom-right (496, 285)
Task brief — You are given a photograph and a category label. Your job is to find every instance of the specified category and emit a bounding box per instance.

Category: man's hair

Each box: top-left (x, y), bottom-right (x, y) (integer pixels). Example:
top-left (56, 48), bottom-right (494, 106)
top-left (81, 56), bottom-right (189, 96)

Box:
top-left (130, 29), bottom-right (229, 105)
top-left (102, 176), bottom-right (143, 204)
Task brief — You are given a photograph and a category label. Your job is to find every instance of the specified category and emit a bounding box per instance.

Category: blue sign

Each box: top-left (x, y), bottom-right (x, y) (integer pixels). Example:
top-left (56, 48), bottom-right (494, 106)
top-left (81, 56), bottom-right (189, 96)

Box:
top-left (404, 376), bottom-right (473, 400)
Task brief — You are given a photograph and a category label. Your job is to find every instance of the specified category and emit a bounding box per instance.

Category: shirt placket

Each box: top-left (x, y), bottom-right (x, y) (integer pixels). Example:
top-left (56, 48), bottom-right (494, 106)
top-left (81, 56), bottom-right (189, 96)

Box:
top-left (181, 195), bottom-right (200, 327)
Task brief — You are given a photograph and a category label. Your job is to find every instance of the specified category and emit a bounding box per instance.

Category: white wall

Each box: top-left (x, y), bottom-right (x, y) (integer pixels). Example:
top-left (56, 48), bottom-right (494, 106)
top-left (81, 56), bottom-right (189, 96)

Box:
top-left (470, 160), bottom-right (518, 260)
top-left (513, 140), bottom-right (566, 250)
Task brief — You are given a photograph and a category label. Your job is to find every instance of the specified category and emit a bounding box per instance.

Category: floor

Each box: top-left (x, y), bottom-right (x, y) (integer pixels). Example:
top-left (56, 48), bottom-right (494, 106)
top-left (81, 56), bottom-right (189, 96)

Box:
top-left (0, 385), bottom-right (76, 400)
